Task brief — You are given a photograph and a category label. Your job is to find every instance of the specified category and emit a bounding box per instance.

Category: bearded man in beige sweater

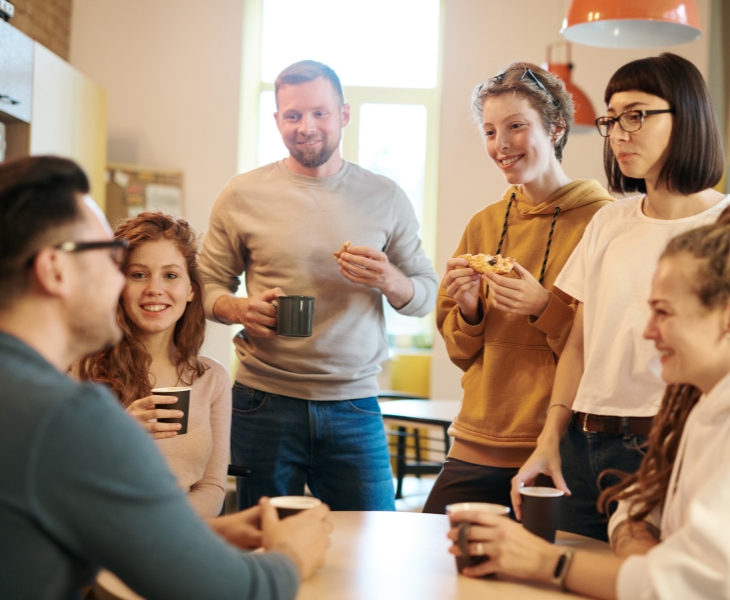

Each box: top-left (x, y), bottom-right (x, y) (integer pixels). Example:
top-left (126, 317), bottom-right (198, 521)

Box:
top-left (199, 60), bottom-right (438, 511)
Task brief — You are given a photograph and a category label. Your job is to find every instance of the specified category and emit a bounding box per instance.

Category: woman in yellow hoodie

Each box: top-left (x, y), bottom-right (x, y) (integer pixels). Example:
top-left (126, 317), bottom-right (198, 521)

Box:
top-left (423, 63), bottom-right (613, 514)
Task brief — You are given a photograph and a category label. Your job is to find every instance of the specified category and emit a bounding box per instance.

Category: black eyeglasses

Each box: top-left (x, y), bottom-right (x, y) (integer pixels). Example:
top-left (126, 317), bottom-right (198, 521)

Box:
top-left (54, 239), bottom-right (129, 267)
top-left (489, 67), bottom-right (559, 107)
top-left (595, 109), bottom-right (675, 137)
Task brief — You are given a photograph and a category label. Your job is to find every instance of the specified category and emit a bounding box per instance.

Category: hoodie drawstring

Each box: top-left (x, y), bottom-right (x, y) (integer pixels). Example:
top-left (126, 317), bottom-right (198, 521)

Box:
top-left (495, 193), bottom-right (561, 284)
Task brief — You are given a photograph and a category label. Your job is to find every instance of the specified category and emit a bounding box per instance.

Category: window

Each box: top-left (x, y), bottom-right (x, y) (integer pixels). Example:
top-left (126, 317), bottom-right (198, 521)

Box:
top-left (239, 0), bottom-right (442, 348)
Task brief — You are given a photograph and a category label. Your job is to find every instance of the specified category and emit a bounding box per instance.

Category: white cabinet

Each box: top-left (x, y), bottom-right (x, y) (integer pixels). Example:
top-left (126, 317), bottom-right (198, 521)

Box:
top-left (0, 19), bottom-right (33, 123)
top-left (30, 43), bottom-right (107, 207)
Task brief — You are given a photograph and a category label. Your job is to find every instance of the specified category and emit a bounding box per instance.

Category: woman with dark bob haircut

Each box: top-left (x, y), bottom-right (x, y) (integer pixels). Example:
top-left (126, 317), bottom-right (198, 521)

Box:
top-left (513, 53), bottom-right (730, 541)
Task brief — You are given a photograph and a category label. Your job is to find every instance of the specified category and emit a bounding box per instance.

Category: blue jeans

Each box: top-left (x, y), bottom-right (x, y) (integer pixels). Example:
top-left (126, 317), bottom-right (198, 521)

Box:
top-left (559, 416), bottom-right (648, 541)
top-left (230, 383), bottom-right (396, 511)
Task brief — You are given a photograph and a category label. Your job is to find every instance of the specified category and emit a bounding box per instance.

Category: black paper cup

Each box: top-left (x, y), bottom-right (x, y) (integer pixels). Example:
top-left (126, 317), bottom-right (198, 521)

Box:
top-left (446, 502), bottom-right (510, 573)
top-left (269, 496), bottom-right (322, 519)
top-left (275, 296), bottom-right (314, 337)
top-left (520, 486), bottom-right (564, 543)
top-left (152, 387), bottom-right (191, 435)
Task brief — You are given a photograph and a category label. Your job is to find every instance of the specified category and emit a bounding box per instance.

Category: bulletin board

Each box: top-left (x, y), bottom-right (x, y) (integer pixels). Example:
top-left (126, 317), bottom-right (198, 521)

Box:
top-left (105, 163), bottom-right (184, 228)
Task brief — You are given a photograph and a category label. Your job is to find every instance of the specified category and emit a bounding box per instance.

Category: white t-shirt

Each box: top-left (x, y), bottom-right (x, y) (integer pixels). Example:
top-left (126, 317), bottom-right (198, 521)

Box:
top-left (556, 194), bottom-right (730, 416)
top-left (615, 372), bottom-right (730, 600)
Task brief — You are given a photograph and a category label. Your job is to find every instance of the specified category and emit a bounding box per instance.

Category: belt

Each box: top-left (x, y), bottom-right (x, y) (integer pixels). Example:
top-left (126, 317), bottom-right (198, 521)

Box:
top-left (574, 412), bottom-right (654, 437)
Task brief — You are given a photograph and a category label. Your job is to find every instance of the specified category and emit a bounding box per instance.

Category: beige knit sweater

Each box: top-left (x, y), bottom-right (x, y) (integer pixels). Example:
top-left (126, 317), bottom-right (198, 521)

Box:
top-left (156, 356), bottom-right (231, 518)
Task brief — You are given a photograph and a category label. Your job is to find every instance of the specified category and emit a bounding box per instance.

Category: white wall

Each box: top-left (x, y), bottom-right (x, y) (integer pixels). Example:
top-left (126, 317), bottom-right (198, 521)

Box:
top-left (431, 0), bottom-right (711, 398)
top-left (69, 0), bottom-right (246, 369)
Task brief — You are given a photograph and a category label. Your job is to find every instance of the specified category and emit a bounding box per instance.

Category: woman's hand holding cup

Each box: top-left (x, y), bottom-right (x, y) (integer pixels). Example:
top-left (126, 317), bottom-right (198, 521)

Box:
top-left (126, 395), bottom-right (183, 439)
top-left (447, 508), bottom-right (562, 581)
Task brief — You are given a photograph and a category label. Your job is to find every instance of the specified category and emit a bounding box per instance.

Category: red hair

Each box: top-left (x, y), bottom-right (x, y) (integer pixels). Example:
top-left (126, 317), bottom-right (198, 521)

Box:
top-left (77, 212), bottom-right (206, 405)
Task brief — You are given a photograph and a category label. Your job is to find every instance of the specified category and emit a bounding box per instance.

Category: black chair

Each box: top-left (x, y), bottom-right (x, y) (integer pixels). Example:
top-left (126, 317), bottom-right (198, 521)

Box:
top-left (223, 465), bottom-right (251, 514)
top-left (227, 465), bottom-right (251, 478)
top-left (378, 392), bottom-right (447, 500)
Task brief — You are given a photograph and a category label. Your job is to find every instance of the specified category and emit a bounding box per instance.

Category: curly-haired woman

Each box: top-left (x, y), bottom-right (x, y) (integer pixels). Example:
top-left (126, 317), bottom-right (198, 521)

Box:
top-left (78, 211), bottom-right (231, 519)
top-left (422, 62), bottom-right (613, 515)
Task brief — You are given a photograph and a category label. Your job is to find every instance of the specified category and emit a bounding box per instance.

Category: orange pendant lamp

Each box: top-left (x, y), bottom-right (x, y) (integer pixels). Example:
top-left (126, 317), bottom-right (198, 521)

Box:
top-left (561, 0), bottom-right (702, 48)
top-left (544, 43), bottom-right (596, 134)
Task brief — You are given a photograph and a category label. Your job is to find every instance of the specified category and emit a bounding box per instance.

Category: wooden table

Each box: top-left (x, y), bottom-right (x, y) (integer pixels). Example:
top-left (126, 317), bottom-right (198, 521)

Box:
top-left (296, 511), bottom-right (611, 600)
top-left (379, 399), bottom-right (461, 430)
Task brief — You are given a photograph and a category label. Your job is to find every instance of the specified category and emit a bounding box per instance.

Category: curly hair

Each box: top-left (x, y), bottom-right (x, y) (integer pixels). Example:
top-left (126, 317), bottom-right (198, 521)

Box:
top-left (471, 62), bottom-right (574, 162)
top-left (77, 212), bottom-right (206, 405)
top-left (599, 206), bottom-right (730, 526)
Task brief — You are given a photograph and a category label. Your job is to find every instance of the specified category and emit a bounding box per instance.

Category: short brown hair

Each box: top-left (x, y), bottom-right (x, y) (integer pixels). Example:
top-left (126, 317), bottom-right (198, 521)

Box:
top-left (275, 60), bottom-right (345, 107)
top-left (471, 62), bottom-right (574, 162)
top-left (603, 53), bottom-right (724, 195)
top-left (0, 156), bottom-right (89, 310)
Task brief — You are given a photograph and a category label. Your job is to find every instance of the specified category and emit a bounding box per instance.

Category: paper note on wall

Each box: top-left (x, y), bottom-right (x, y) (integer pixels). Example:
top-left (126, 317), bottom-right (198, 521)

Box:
top-left (145, 183), bottom-right (182, 216)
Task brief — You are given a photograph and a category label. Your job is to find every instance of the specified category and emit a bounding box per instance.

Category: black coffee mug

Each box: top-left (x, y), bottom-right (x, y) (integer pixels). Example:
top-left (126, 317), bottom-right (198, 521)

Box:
top-left (274, 296), bottom-right (314, 337)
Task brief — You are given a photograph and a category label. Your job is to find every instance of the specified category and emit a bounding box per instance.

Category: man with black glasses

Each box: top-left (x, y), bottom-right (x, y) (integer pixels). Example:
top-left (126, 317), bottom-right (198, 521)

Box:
top-left (0, 156), bottom-right (331, 599)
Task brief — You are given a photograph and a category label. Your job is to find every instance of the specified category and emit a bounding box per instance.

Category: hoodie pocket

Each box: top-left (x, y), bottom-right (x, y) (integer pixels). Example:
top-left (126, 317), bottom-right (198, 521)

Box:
top-left (455, 344), bottom-right (556, 443)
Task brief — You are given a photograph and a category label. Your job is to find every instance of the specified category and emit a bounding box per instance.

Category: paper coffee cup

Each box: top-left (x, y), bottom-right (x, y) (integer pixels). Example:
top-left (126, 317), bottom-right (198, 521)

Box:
top-left (446, 502), bottom-right (510, 573)
top-left (152, 387), bottom-right (191, 435)
top-left (270, 496), bottom-right (322, 519)
top-left (520, 487), bottom-right (564, 543)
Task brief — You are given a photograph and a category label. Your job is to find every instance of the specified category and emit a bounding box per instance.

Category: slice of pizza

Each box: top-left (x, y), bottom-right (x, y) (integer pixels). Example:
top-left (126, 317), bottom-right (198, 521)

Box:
top-left (458, 253), bottom-right (516, 274)
top-left (333, 240), bottom-right (352, 260)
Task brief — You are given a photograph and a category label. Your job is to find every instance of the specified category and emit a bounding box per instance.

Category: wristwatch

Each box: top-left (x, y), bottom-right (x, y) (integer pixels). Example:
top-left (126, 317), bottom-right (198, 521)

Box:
top-left (551, 549), bottom-right (575, 589)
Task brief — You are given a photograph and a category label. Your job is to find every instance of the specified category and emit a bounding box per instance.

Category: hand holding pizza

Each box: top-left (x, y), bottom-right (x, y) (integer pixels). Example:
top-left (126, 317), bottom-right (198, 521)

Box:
top-left (484, 263), bottom-right (551, 317)
top-left (443, 257), bottom-right (483, 324)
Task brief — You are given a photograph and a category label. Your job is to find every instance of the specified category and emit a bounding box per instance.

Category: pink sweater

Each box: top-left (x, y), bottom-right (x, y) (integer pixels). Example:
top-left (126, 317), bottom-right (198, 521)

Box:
top-left (156, 356), bottom-right (231, 518)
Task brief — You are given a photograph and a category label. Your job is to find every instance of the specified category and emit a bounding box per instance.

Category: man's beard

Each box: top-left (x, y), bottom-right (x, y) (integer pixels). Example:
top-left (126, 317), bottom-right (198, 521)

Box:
top-left (68, 300), bottom-right (123, 362)
top-left (287, 135), bottom-right (339, 169)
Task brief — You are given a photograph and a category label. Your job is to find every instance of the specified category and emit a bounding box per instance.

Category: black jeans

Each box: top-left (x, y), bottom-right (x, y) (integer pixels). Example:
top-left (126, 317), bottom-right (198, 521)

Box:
top-left (422, 458), bottom-right (518, 516)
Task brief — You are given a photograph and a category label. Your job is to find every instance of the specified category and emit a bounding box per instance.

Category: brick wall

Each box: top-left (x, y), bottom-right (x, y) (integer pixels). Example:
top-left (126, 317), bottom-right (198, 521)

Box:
top-left (8, 0), bottom-right (73, 60)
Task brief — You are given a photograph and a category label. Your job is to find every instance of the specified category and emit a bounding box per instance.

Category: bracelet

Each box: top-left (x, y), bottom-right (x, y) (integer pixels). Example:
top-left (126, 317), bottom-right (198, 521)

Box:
top-left (551, 549), bottom-right (575, 590)
top-left (547, 403), bottom-right (572, 414)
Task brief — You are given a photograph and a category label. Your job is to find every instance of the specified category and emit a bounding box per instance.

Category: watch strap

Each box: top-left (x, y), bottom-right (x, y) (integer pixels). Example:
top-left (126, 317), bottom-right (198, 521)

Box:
top-left (551, 549), bottom-right (575, 589)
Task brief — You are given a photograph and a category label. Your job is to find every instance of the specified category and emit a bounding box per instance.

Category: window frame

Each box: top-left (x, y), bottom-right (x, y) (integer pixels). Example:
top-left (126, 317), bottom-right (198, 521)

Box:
top-left (237, 0), bottom-right (443, 345)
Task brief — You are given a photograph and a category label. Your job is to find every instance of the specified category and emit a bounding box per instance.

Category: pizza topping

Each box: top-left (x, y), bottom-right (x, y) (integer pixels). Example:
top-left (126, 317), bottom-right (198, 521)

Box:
top-left (458, 253), bottom-right (516, 274)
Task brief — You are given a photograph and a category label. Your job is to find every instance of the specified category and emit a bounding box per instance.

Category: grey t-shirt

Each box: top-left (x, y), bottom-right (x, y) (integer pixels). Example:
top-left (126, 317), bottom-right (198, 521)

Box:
top-left (0, 332), bottom-right (299, 599)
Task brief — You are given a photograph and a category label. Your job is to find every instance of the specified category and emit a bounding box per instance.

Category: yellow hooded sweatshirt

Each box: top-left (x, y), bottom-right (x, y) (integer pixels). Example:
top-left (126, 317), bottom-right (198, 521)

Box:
top-left (438, 180), bottom-right (613, 468)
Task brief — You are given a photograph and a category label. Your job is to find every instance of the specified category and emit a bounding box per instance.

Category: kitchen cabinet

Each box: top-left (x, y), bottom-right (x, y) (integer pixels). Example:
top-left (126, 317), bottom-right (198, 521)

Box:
top-left (0, 22), bottom-right (107, 207)
top-left (0, 19), bottom-right (33, 123)
top-left (30, 43), bottom-right (107, 207)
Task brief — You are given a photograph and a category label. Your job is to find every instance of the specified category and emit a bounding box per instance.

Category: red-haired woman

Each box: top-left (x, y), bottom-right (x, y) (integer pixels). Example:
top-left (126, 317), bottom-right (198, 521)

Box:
top-left (78, 211), bottom-right (231, 519)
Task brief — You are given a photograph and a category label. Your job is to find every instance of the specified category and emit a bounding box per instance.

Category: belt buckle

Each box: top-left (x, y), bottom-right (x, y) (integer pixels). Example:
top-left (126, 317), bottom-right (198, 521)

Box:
top-left (579, 413), bottom-right (598, 434)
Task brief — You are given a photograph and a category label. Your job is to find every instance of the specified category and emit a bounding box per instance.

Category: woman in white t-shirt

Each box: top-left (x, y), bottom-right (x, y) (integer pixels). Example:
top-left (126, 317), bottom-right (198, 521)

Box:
top-left (447, 209), bottom-right (730, 599)
top-left (511, 53), bottom-right (729, 541)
